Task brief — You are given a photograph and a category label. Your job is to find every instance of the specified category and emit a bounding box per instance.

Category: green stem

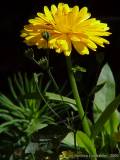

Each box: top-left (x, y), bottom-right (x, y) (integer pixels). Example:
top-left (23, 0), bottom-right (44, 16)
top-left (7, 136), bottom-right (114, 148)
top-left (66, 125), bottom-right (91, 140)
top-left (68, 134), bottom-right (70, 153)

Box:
top-left (66, 56), bottom-right (91, 136)
top-left (47, 69), bottom-right (59, 92)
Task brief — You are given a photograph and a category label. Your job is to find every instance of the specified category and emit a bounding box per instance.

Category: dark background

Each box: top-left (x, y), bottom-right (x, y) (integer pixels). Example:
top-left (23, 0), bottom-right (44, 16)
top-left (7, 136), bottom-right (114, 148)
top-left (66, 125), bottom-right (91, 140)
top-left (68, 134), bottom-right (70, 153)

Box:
top-left (0, 0), bottom-right (120, 94)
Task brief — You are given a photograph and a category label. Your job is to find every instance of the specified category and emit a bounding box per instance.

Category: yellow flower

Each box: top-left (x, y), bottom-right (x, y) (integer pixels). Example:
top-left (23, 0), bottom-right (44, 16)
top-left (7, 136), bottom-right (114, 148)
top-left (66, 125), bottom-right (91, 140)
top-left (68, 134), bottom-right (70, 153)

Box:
top-left (21, 3), bottom-right (111, 56)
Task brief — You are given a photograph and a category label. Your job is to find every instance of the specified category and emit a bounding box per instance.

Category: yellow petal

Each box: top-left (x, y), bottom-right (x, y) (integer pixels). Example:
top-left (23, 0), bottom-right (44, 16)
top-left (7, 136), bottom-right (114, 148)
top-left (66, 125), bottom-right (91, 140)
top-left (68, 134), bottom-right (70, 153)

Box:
top-left (63, 4), bottom-right (70, 14)
top-left (20, 32), bottom-right (27, 37)
top-left (44, 6), bottom-right (54, 22)
top-left (24, 25), bottom-right (33, 31)
top-left (51, 4), bottom-right (57, 15)
top-left (58, 40), bottom-right (69, 50)
top-left (58, 3), bottom-right (64, 14)
top-left (73, 41), bottom-right (89, 55)
top-left (70, 35), bottom-right (80, 41)
top-left (58, 3), bottom-right (64, 10)
top-left (56, 48), bottom-right (61, 53)
top-left (37, 12), bottom-right (49, 22)
top-left (64, 50), bottom-right (71, 56)
top-left (81, 39), bottom-right (97, 51)
top-left (79, 7), bottom-right (88, 16)
top-left (25, 36), bottom-right (34, 40)
top-left (87, 31), bottom-right (111, 36)
top-left (72, 6), bottom-right (79, 13)
top-left (79, 7), bottom-right (91, 21)
top-left (64, 40), bottom-right (72, 56)
top-left (28, 18), bottom-right (45, 25)
top-left (89, 36), bottom-right (110, 47)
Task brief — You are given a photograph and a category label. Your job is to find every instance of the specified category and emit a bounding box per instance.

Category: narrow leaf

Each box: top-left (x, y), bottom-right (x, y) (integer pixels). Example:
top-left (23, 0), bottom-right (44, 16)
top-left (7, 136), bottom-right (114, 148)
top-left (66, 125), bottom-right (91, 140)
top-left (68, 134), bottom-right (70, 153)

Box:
top-left (62, 131), bottom-right (96, 156)
top-left (24, 72), bottom-right (30, 93)
top-left (46, 92), bottom-right (77, 111)
top-left (76, 131), bottom-right (96, 155)
top-left (93, 63), bottom-right (120, 136)
top-left (92, 94), bottom-right (120, 137)
top-left (94, 63), bottom-right (115, 119)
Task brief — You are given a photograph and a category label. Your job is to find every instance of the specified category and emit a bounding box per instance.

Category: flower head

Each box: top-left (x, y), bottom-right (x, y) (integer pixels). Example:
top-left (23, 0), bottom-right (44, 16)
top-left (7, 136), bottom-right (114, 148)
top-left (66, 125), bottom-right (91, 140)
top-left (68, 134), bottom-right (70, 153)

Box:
top-left (21, 3), bottom-right (111, 56)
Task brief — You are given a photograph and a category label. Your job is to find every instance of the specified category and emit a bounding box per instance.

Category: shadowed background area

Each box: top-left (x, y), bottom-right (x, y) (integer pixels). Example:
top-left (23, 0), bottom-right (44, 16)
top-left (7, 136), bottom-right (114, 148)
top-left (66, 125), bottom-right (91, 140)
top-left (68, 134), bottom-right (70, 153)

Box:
top-left (0, 0), bottom-right (120, 94)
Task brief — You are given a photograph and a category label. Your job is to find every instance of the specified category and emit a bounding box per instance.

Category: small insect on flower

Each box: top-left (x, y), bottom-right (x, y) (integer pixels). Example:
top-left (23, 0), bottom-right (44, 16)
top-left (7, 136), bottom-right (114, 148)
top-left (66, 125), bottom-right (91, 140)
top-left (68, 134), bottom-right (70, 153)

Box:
top-left (41, 31), bottom-right (51, 41)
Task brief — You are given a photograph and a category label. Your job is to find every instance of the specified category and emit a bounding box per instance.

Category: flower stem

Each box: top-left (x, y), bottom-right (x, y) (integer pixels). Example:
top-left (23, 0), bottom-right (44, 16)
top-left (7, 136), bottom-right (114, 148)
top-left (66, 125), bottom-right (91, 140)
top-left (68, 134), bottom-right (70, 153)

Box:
top-left (66, 56), bottom-right (91, 136)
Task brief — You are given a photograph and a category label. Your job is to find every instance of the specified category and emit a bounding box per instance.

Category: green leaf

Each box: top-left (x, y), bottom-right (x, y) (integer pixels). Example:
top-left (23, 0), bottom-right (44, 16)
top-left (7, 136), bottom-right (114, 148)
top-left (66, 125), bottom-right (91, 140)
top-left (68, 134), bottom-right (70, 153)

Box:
top-left (0, 119), bottom-right (28, 133)
top-left (62, 131), bottom-right (96, 157)
top-left (8, 77), bottom-right (18, 100)
top-left (94, 63), bottom-right (115, 118)
top-left (24, 72), bottom-right (30, 93)
top-left (104, 111), bottom-right (120, 135)
top-left (62, 132), bottom-right (74, 146)
top-left (45, 92), bottom-right (77, 111)
top-left (76, 131), bottom-right (96, 155)
top-left (13, 74), bottom-right (25, 95)
top-left (92, 94), bottom-right (120, 137)
top-left (89, 82), bottom-right (105, 97)
top-left (18, 72), bottom-right (24, 89)
top-left (0, 94), bottom-right (24, 113)
top-left (0, 114), bottom-right (13, 121)
top-left (93, 63), bottom-right (120, 136)
top-left (25, 118), bottom-right (48, 135)
top-left (72, 65), bottom-right (86, 73)
top-left (8, 77), bottom-right (24, 108)
top-left (25, 142), bottom-right (39, 154)
top-left (0, 109), bottom-right (9, 113)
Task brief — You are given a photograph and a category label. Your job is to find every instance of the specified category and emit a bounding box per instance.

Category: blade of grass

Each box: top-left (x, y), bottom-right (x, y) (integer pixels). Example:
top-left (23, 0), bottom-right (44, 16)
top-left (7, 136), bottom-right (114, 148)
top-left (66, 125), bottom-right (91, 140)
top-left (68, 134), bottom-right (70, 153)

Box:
top-left (18, 72), bottom-right (24, 89)
top-left (0, 119), bottom-right (29, 133)
top-left (0, 94), bottom-right (27, 117)
top-left (34, 73), bottom-right (60, 118)
top-left (8, 77), bottom-right (25, 109)
top-left (14, 74), bottom-right (25, 95)
top-left (0, 114), bottom-right (13, 121)
top-left (24, 72), bottom-right (30, 93)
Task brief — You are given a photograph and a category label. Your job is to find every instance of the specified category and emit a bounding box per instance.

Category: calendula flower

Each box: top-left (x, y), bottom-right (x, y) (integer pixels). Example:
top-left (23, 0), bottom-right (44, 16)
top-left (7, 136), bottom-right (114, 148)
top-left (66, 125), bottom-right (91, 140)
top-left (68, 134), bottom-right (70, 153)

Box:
top-left (21, 3), bottom-right (111, 56)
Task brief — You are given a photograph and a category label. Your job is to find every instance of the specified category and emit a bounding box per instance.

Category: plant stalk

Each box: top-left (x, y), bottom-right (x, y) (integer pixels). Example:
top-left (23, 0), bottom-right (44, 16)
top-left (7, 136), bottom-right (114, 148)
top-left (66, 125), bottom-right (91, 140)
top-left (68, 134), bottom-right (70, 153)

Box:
top-left (66, 56), bottom-right (91, 136)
